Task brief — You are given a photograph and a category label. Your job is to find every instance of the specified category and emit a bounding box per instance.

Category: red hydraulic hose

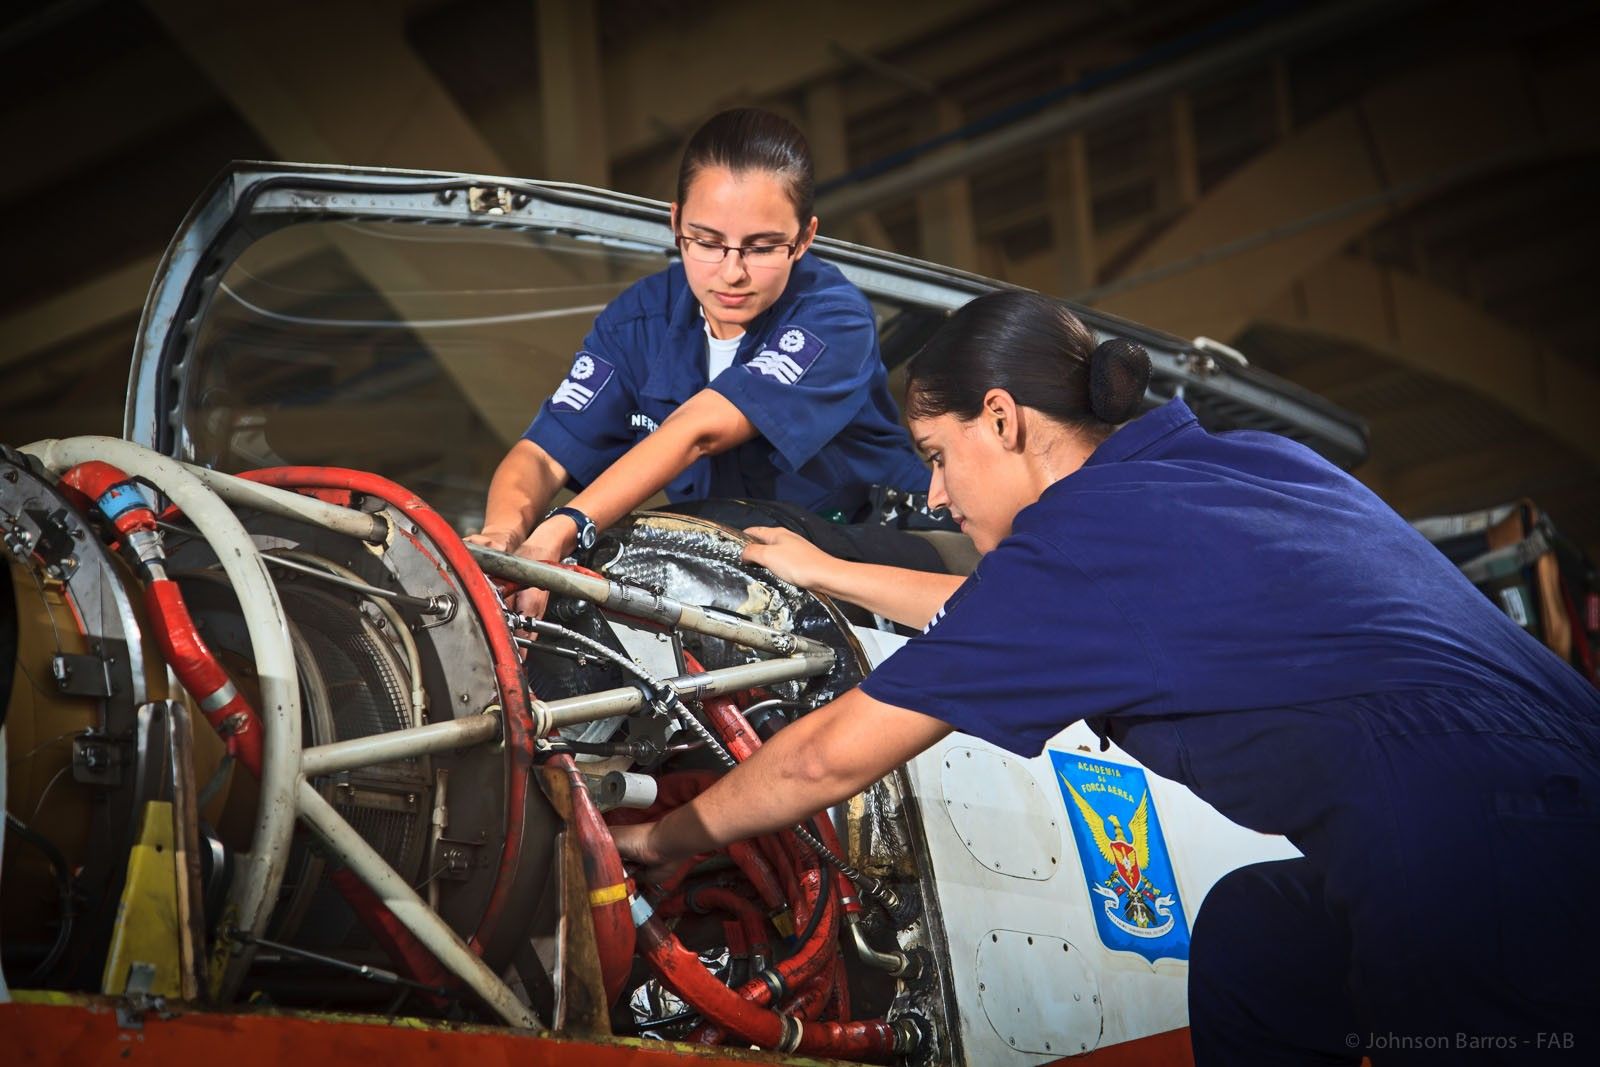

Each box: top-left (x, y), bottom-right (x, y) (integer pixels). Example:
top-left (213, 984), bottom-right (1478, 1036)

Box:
top-left (636, 913), bottom-right (899, 1060)
top-left (237, 467), bottom-right (534, 957)
top-left (690, 886), bottom-right (772, 966)
top-left (145, 582), bottom-right (264, 777)
top-left (328, 867), bottom-right (453, 1003)
top-left (550, 753), bottom-right (636, 1005)
top-left (61, 462), bottom-right (265, 774)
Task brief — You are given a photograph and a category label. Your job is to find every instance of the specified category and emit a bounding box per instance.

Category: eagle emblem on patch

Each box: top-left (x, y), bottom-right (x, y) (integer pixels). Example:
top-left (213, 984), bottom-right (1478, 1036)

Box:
top-left (745, 324), bottom-right (825, 385)
top-left (551, 351), bottom-right (615, 411)
top-left (1050, 751), bottom-right (1190, 964)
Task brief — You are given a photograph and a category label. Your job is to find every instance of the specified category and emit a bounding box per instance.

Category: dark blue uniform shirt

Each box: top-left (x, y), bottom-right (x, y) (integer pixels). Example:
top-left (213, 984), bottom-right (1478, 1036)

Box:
top-left (862, 398), bottom-right (1600, 868)
top-left (523, 256), bottom-right (929, 516)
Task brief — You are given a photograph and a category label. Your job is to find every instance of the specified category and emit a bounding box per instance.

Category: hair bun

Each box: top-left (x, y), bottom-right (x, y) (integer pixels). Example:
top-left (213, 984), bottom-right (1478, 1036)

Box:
top-left (1089, 338), bottom-right (1151, 423)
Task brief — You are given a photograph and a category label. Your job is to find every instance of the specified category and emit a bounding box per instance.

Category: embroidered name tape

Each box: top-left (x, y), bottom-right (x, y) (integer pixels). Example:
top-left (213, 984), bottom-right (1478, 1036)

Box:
top-left (551, 351), bottom-right (616, 411)
top-left (745, 325), bottom-right (826, 385)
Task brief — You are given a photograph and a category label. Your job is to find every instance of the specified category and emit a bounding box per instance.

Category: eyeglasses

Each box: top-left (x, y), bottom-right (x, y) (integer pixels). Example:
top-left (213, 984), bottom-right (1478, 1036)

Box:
top-left (676, 234), bottom-right (800, 271)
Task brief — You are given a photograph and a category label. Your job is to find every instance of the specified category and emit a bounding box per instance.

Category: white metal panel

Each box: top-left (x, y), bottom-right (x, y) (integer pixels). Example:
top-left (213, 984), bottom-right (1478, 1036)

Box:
top-left (850, 625), bottom-right (1301, 1063)
top-left (976, 930), bottom-right (1100, 1056)
top-left (940, 746), bottom-right (1061, 880)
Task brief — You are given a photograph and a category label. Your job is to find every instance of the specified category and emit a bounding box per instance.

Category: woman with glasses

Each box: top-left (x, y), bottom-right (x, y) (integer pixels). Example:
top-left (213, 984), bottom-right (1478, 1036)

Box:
top-left (471, 108), bottom-right (928, 612)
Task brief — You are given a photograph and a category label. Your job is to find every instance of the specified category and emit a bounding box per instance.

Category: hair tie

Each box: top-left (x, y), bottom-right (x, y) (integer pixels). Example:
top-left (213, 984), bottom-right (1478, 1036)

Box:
top-left (1088, 338), bottom-right (1151, 423)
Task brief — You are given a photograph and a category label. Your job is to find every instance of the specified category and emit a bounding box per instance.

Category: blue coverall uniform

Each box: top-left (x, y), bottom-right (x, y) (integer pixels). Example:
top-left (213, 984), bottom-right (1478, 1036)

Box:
top-left (524, 255), bottom-right (929, 518)
top-left (861, 398), bottom-right (1600, 1064)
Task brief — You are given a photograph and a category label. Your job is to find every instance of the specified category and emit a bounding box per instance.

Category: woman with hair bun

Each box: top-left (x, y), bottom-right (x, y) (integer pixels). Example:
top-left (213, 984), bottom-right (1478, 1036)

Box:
top-left (614, 289), bottom-right (1599, 1065)
top-left (472, 107), bottom-right (928, 615)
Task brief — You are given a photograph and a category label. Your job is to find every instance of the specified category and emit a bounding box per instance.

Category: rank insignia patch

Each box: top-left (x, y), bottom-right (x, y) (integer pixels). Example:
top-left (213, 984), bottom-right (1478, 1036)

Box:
top-left (551, 351), bottom-right (616, 411)
top-left (744, 325), bottom-right (826, 384)
top-left (1049, 751), bottom-right (1191, 963)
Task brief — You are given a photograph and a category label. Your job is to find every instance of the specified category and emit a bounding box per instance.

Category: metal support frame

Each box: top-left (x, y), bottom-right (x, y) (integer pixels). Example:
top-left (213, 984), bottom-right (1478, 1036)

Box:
top-left (532, 652), bottom-right (837, 734)
top-left (294, 779), bottom-right (541, 1029)
top-left (467, 543), bottom-right (832, 657)
top-left (301, 713), bottom-right (501, 778)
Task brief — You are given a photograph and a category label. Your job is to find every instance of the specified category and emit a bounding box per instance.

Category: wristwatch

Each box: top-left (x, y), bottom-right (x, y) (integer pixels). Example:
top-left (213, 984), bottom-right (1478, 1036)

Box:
top-left (544, 505), bottom-right (598, 552)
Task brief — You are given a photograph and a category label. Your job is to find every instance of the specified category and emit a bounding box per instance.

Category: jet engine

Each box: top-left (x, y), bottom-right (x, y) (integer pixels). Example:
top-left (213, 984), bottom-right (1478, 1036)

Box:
top-left (1, 439), bottom-right (944, 1061)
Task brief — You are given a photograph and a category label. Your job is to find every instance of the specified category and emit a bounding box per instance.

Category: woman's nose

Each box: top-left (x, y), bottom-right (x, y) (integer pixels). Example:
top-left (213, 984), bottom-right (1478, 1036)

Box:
top-left (719, 250), bottom-right (750, 284)
top-left (927, 467), bottom-right (948, 510)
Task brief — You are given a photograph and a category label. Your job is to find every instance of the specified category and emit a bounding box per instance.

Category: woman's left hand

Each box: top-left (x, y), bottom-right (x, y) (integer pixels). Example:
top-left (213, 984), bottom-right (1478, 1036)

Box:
top-left (504, 518), bottom-right (575, 619)
top-left (741, 525), bottom-right (837, 591)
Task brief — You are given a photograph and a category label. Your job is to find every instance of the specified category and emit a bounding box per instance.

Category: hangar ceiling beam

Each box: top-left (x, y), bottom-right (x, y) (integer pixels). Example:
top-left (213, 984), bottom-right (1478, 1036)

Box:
top-left (140, 0), bottom-right (561, 446)
top-left (0, 48), bottom-right (213, 203)
top-left (1090, 49), bottom-right (1597, 340)
top-left (142, 0), bottom-right (503, 171)
top-left (1258, 255), bottom-right (1600, 468)
top-left (599, 0), bottom-right (996, 160)
top-left (0, 254), bottom-right (159, 372)
top-left (537, 0), bottom-right (608, 186)
top-left (813, 0), bottom-right (1406, 220)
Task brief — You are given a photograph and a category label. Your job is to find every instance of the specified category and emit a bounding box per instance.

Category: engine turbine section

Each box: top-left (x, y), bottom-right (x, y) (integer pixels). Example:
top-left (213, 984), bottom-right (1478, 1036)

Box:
top-left (2, 439), bottom-right (944, 1063)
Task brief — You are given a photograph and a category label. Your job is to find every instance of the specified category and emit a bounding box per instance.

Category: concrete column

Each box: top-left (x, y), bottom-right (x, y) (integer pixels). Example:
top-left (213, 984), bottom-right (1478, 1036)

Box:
top-left (915, 97), bottom-right (979, 269)
top-left (1171, 91), bottom-right (1201, 207)
top-left (805, 79), bottom-right (894, 249)
top-left (1045, 130), bottom-right (1095, 295)
top-left (537, 0), bottom-right (608, 186)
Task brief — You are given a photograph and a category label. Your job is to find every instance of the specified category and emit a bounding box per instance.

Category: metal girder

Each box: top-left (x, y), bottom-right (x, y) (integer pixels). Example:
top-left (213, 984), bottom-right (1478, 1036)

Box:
top-left (1257, 255), bottom-right (1600, 468)
top-left (140, 0), bottom-right (554, 445)
top-left (814, 0), bottom-right (1408, 222)
top-left (599, 0), bottom-right (996, 160)
top-left (1090, 50), bottom-right (1599, 339)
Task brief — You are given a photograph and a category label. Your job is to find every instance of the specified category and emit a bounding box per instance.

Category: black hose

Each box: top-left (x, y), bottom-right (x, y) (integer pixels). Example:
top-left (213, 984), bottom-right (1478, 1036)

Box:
top-left (4, 811), bottom-right (75, 983)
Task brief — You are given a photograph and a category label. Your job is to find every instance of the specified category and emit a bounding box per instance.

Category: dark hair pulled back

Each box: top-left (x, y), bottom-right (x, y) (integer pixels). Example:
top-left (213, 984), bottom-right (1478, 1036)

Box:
top-left (905, 290), bottom-right (1152, 437)
top-left (676, 108), bottom-right (816, 228)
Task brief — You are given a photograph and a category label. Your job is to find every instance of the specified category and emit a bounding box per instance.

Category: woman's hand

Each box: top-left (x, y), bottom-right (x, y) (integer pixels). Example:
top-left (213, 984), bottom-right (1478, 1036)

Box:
top-left (610, 821), bottom-right (684, 890)
top-left (499, 518), bottom-right (578, 619)
top-left (464, 527), bottom-right (521, 555)
top-left (741, 526), bottom-right (838, 591)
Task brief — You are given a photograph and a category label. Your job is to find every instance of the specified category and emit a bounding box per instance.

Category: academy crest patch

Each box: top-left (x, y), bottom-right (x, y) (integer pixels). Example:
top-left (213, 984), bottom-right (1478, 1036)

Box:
top-left (744, 325), bottom-right (826, 384)
top-left (551, 351), bottom-right (616, 411)
top-left (1049, 751), bottom-right (1190, 963)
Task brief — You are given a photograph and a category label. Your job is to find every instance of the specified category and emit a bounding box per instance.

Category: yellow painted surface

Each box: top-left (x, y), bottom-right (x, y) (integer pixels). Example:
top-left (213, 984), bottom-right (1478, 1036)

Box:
top-left (100, 801), bottom-right (182, 997)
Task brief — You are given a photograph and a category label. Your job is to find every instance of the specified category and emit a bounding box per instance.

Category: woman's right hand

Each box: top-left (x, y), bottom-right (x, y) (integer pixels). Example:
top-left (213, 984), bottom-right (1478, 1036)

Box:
top-left (464, 528), bottom-right (521, 555)
top-left (741, 526), bottom-right (838, 592)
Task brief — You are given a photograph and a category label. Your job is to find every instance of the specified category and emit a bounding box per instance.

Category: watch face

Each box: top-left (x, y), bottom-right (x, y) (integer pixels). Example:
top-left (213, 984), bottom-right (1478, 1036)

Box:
top-left (577, 523), bottom-right (596, 550)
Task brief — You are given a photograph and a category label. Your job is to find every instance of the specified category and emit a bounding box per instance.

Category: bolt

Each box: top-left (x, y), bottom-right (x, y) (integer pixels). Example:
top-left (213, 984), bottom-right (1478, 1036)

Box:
top-left (459, 693), bottom-right (470, 704)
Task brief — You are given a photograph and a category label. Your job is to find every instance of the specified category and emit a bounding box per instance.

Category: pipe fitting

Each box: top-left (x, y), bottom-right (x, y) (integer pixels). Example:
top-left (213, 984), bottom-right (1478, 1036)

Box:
top-left (777, 1014), bottom-right (803, 1053)
top-left (893, 1012), bottom-right (931, 1056)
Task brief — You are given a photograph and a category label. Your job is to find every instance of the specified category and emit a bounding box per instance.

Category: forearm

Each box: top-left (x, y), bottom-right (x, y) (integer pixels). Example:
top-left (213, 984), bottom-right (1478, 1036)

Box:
top-left (644, 689), bottom-right (951, 865)
top-left (809, 560), bottom-right (966, 629)
top-left (566, 390), bottom-right (756, 532)
top-left (481, 440), bottom-right (566, 543)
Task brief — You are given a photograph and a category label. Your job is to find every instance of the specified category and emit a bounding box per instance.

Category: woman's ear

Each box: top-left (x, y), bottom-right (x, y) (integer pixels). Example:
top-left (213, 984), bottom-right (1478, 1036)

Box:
top-left (982, 388), bottom-right (1022, 450)
top-left (793, 215), bottom-right (820, 258)
top-left (669, 202), bottom-right (681, 234)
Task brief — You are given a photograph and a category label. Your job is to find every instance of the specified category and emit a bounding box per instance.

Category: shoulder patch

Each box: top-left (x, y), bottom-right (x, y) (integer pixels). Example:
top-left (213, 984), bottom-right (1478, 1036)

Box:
top-left (551, 351), bottom-right (616, 411)
top-left (744, 325), bottom-right (826, 385)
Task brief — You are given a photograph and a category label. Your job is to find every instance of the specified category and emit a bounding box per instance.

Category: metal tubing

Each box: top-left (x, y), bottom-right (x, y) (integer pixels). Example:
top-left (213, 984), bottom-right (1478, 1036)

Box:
top-left (294, 778), bottom-right (542, 1030)
top-left (847, 914), bottom-right (912, 977)
top-left (532, 652), bottom-right (835, 734)
top-left (301, 714), bottom-right (501, 778)
top-left (467, 543), bottom-right (831, 657)
top-left (179, 463), bottom-right (390, 542)
top-left (260, 553), bottom-right (451, 615)
top-left (21, 436), bottom-right (301, 1002)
